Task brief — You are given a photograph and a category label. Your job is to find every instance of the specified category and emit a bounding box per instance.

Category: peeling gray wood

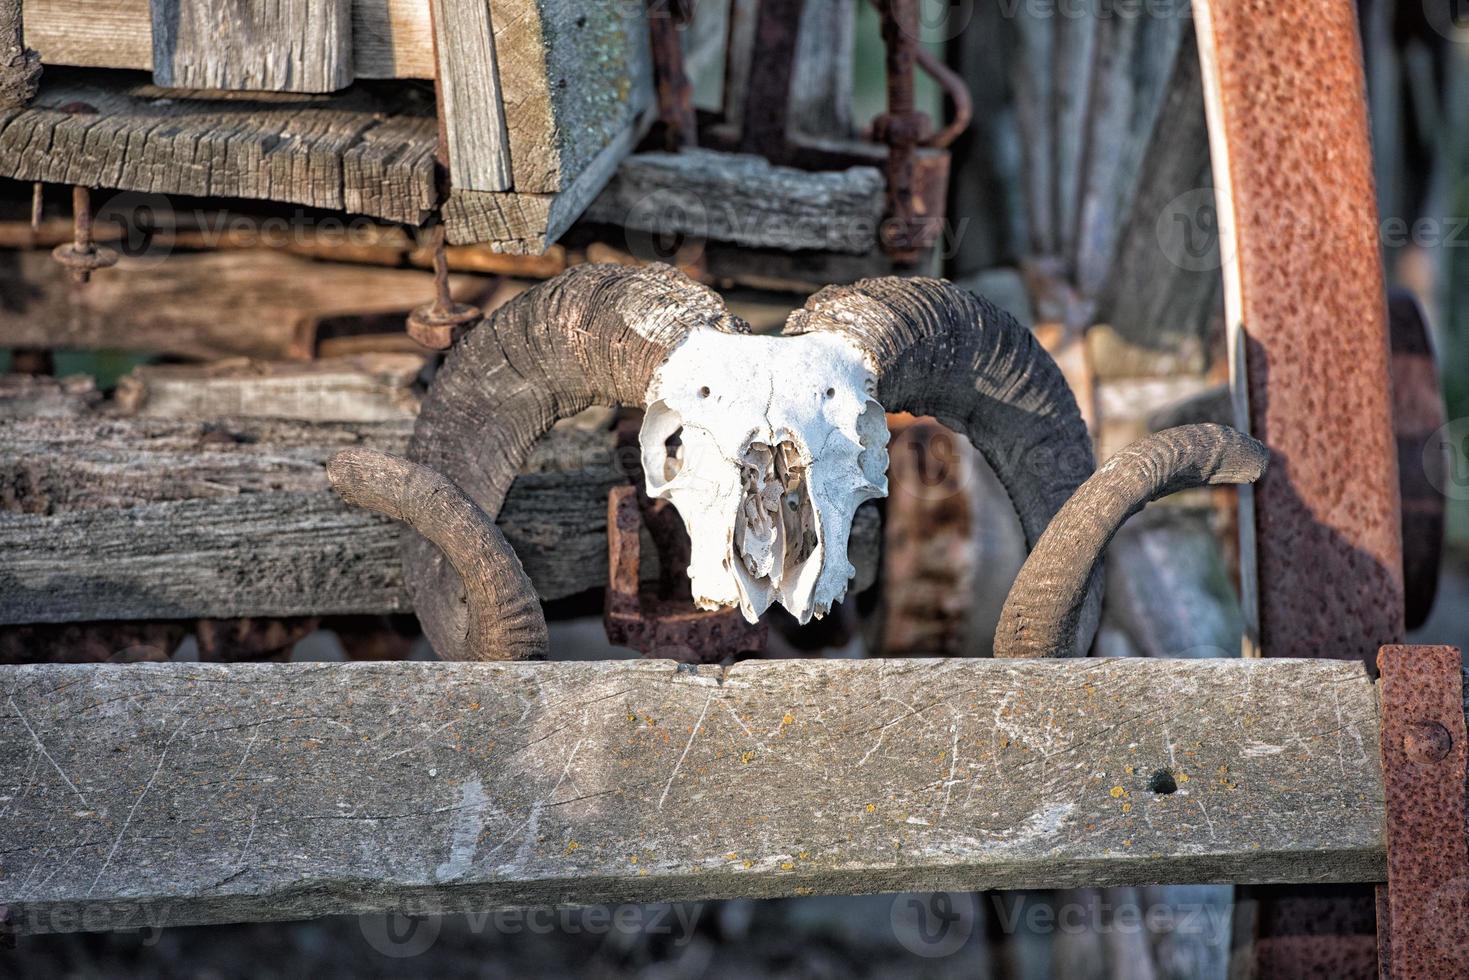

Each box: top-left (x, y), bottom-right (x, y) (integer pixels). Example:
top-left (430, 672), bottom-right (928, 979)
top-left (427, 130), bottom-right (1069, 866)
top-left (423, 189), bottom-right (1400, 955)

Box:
top-left (24, 0), bottom-right (437, 79)
top-left (431, 0), bottom-right (512, 192)
top-left (584, 150), bottom-right (884, 255)
top-left (0, 415), bottom-right (880, 622)
top-left (150, 0), bottom-right (354, 93)
top-left (0, 657), bottom-right (1386, 934)
top-left (114, 355), bottom-right (426, 423)
top-left (0, 69), bottom-right (438, 224)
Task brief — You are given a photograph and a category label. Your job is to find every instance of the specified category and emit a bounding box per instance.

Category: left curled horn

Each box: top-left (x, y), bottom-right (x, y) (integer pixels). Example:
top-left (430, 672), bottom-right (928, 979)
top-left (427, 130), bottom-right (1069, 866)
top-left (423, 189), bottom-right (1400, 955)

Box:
top-left (326, 448), bottom-right (549, 660)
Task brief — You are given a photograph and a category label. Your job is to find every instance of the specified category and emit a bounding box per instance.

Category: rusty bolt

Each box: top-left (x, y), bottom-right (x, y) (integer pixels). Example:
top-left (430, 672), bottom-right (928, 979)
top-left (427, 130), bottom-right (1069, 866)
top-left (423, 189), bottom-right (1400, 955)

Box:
top-left (52, 185), bottom-right (118, 284)
top-left (1403, 719), bottom-right (1453, 764)
top-left (407, 224), bottom-right (481, 350)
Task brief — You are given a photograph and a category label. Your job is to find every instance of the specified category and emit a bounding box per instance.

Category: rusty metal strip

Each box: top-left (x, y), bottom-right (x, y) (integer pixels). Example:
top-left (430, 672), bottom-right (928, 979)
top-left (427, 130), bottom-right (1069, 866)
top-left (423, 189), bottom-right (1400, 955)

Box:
top-left (1190, 0), bottom-right (1404, 973)
top-left (1192, 0), bottom-right (1404, 664)
top-left (1376, 645), bottom-right (1469, 978)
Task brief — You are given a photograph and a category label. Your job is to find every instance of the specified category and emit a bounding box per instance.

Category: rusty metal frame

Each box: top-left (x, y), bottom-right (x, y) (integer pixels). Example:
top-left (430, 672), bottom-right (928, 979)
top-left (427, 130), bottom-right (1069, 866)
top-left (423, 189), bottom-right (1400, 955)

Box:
top-left (1376, 644), bottom-right (1469, 977)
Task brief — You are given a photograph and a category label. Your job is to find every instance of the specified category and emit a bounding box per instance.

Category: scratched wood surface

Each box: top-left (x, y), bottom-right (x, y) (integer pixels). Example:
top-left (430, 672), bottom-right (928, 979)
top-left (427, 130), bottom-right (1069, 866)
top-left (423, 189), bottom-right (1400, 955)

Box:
top-left (150, 0), bottom-right (354, 93)
top-left (430, 0), bottom-right (512, 193)
top-left (0, 657), bottom-right (1385, 934)
top-left (0, 70), bottom-right (438, 225)
top-left (24, 0), bottom-right (437, 79)
top-left (0, 414), bottom-right (881, 622)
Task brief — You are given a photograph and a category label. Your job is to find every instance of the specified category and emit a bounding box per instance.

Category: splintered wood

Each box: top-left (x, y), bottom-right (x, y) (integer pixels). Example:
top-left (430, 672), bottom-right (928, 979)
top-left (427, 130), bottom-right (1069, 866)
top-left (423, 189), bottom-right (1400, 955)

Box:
top-left (0, 657), bottom-right (1385, 933)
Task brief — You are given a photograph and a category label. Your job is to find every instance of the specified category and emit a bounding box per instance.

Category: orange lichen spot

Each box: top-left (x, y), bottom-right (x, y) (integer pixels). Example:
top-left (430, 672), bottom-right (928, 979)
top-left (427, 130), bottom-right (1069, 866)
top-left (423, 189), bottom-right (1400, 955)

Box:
top-left (629, 854), bottom-right (638, 864)
top-left (1122, 802), bottom-right (1133, 814)
top-left (742, 859), bottom-right (754, 869)
top-left (999, 735), bottom-right (1011, 748)
top-left (782, 713), bottom-right (795, 726)
top-left (1177, 772), bottom-right (1190, 783)
top-left (741, 751), bottom-right (756, 764)
top-left (567, 841), bottom-right (580, 853)
top-left (1110, 786), bottom-right (1126, 799)
top-left (1124, 765), bottom-right (1135, 775)
top-left (798, 851), bottom-right (811, 861)
top-left (795, 887), bottom-right (814, 896)
top-left (627, 711), bottom-right (637, 723)
top-left (865, 803), bottom-right (876, 813)
top-left (469, 701), bottom-right (481, 711)
top-left (726, 852), bottom-right (739, 861)
top-left (781, 861), bottom-right (795, 871)
top-left (1122, 840), bottom-right (1132, 848)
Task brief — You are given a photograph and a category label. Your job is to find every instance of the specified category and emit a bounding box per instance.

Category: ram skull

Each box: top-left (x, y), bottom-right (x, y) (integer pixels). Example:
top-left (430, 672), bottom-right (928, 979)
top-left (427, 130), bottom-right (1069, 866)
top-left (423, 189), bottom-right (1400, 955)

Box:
top-left (640, 331), bottom-right (889, 623)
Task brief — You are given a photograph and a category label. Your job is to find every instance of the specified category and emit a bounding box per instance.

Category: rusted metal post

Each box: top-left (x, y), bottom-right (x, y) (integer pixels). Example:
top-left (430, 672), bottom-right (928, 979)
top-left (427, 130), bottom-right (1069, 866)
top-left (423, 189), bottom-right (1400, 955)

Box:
top-left (406, 223), bottom-right (481, 350)
top-left (51, 186), bottom-right (119, 283)
top-left (1193, 0), bottom-right (1404, 973)
top-left (1375, 645), bottom-right (1469, 977)
top-left (873, 0), bottom-right (929, 263)
top-left (647, 0), bottom-right (697, 150)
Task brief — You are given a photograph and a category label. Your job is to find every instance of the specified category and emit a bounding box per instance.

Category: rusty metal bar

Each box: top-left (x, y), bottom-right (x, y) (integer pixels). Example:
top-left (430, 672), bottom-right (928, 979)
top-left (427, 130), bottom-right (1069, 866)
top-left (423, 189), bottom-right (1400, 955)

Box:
top-left (1375, 645), bottom-right (1469, 977)
top-left (737, 0), bottom-right (805, 157)
top-left (1192, 0), bottom-right (1403, 973)
top-left (1193, 0), bottom-right (1403, 664)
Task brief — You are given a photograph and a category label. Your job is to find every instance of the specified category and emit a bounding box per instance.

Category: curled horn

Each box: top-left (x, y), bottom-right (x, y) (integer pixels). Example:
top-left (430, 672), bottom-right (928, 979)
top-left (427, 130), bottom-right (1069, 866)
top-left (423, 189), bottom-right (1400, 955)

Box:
top-left (327, 448), bottom-right (549, 660)
top-left (403, 264), bottom-right (746, 661)
top-left (995, 424), bottom-right (1268, 658)
top-left (784, 277), bottom-right (1101, 655)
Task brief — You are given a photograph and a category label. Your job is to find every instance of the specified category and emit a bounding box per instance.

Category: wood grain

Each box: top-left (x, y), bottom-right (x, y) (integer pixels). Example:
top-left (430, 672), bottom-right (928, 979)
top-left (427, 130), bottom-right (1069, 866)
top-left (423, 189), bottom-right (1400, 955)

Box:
top-left (0, 413), bottom-right (881, 622)
top-left (0, 69), bottom-right (438, 224)
top-left (584, 150), bottom-right (884, 255)
top-left (150, 0), bottom-right (354, 93)
top-left (24, 0), bottom-right (436, 80)
top-left (0, 250), bottom-right (486, 361)
top-left (0, 657), bottom-right (1387, 933)
top-left (430, 0), bottom-right (512, 192)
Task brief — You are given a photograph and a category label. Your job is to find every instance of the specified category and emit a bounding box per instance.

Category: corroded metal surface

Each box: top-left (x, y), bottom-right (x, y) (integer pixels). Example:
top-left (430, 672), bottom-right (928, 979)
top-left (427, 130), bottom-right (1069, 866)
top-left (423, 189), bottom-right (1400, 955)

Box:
top-left (1195, 0), bottom-right (1403, 664)
top-left (604, 484), bottom-right (766, 662)
top-left (1376, 645), bottom-right (1469, 978)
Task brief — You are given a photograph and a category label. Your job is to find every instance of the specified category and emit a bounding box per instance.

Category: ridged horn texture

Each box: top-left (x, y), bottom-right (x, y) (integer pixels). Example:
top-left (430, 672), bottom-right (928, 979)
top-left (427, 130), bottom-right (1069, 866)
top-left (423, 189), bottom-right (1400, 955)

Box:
top-left (996, 424), bottom-right (1268, 658)
top-left (784, 277), bottom-right (1101, 655)
top-left (326, 447), bottom-right (549, 660)
top-left (406, 263), bottom-right (747, 661)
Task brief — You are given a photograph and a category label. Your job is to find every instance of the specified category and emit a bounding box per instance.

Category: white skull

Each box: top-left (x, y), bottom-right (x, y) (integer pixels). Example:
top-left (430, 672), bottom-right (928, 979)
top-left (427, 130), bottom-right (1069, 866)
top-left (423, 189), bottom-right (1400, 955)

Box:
top-left (640, 331), bottom-right (889, 624)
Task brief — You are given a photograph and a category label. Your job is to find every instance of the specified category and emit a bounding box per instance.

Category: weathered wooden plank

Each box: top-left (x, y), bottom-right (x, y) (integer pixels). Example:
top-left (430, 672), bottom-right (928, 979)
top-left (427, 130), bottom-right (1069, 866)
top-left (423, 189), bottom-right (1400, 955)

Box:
top-left (0, 414), bottom-right (881, 621)
top-left (0, 250), bottom-right (487, 361)
top-left (24, 0), bottom-right (437, 80)
top-left (430, 0), bottom-right (512, 192)
top-left (114, 355), bottom-right (426, 422)
top-left (492, 0), bottom-right (652, 194)
top-left (0, 657), bottom-right (1386, 934)
top-left (150, 0), bottom-right (354, 93)
top-left (584, 150), bottom-right (884, 255)
top-left (0, 70), bottom-right (438, 224)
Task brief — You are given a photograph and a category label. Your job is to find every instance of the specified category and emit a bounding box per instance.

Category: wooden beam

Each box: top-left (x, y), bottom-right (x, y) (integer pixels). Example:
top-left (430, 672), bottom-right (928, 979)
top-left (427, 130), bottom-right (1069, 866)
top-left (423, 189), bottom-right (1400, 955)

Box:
top-left (430, 0), bottom-right (512, 193)
top-left (583, 150), bottom-right (884, 255)
top-left (0, 657), bottom-right (1387, 934)
top-left (0, 69), bottom-right (439, 225)
top-left (0, 411), bottom-right (881, 622)
top-left (23, 0), bottom-right (437, 80)
top-left (0, 250), bottom-right (488, 361)
top-left (149, 0), bottom-right (354, 93)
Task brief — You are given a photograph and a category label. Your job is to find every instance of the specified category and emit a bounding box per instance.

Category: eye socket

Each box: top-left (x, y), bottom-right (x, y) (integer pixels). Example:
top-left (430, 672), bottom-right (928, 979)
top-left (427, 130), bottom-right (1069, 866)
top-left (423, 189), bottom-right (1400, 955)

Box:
top-left (698, 386), bottom-right (711, 398)
top-left (825, 387), bottom-right (836, 398)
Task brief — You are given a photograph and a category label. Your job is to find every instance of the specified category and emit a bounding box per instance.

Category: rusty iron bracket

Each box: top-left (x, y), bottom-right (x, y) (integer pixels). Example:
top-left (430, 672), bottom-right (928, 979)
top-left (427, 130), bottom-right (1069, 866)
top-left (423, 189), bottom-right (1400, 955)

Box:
top-left (690, 0), bottom-right (962, 263)
top-left (1376, 644), bottom-right (1469, 978)
top-left (604, 484), bottom-right (766, 662)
